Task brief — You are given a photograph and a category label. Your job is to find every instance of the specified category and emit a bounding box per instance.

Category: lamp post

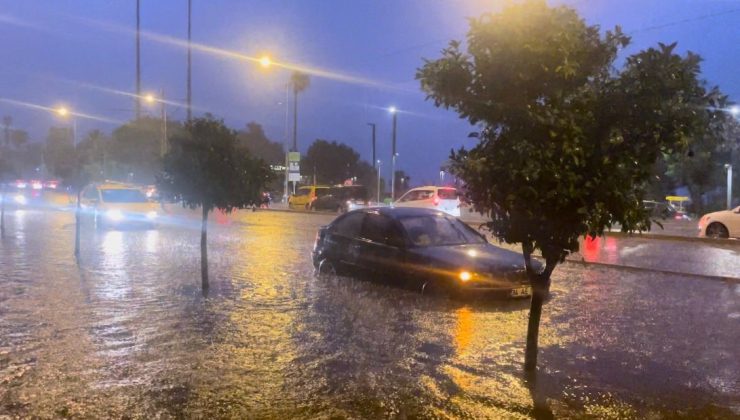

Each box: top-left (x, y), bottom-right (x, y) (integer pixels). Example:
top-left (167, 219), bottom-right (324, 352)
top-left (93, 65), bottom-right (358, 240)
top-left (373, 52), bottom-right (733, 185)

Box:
top-left (389, 107), bottom-right (397, 200)
top-left (367, 123), bottom-right (376, 170)
top-left (145, 91), bottom-right (168, 157)
top-left (376, 159), bottom-right (382, 203)
top-left (56, 106), bottom-right (76, 146)
top-left (728, 106), bottom-right (739, 209)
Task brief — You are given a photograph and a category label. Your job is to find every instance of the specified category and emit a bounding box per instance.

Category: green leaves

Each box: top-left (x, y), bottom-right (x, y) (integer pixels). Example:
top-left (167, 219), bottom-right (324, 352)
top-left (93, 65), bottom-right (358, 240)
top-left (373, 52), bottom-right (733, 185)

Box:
top-left (418, 0), bottom-right (718, 270)
top-left (158, 116), bottom-right (274, 213)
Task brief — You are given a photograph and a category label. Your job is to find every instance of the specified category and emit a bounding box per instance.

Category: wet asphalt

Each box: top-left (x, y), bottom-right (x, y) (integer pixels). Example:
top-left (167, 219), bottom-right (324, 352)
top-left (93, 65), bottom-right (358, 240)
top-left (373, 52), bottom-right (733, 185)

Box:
top-left (0, 208), bottom-right (738, 418)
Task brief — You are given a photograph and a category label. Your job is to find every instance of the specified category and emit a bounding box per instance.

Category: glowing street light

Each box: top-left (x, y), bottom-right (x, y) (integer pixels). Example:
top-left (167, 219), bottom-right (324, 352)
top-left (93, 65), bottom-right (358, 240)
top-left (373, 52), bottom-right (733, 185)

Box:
top-left (259, 55), bottom-right (272, 68)
top-left (144, 90), bottom-right (168, 157)
top-left (55, 106), bottom-right (76, 146)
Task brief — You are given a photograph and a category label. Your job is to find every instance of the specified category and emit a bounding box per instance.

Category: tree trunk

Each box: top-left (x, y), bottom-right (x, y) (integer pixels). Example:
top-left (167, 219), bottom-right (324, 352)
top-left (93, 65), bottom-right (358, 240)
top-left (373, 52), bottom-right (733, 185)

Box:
top-left (200, 206), bottom-right (209, 291)
top-left (524, 275), bottom-right (548, 372)
top-left (523, 247), bottom-right (557, 373)
top-left (74, 189), bottom-right (81, 258)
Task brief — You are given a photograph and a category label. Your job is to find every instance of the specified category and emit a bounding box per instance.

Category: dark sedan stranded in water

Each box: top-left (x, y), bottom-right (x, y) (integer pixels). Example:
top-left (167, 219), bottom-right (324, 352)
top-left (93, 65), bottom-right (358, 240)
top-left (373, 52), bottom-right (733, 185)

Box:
top-left (312, 207), bottom-right (539, 298)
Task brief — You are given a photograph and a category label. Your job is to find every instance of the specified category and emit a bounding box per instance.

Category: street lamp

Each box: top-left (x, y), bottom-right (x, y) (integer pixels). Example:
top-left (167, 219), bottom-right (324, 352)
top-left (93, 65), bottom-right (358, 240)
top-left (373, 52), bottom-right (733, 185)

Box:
top-left (367, 123), bottom-right (376, 170)
top-left (376, 160), bottom-right (382, 203)
top-left (144, 91), bottom-right (168, 157)
top-left (56, 106), bottom-right (76, 146)
top-left (730, 105), bottom-right (739, 117)
top-left (725, 164), bottom-right (733, 209)
top-left (259, 55), bottom-right (272, 68)
top-left (389, 106), bottom-right (398, 200)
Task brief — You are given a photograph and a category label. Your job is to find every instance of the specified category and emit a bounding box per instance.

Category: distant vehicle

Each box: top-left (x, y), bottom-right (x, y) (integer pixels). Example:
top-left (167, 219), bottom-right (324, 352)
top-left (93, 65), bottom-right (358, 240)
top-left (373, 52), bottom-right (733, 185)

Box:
top-left (312, 207), bottom-right (536, 298)
top-left (643, 200), bottom-right (690, 221)
top-left (697, 206), bottom-right (740, 239)
top-left (311, 185), bottom-right (369, 213)
top-left (393, 186), bottom-right (461, 217)
top-left (289, 185), bottom-right (330, 210)
top-left (3, 180), bottom-right (43, 207)
top-left (80, 182), bottom-right (160, 229)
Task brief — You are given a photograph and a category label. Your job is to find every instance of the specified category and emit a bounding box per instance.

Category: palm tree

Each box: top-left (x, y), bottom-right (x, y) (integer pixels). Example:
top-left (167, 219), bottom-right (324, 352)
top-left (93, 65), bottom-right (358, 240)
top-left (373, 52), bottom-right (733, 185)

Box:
top-left (290, 71), bottom-right (310, 152)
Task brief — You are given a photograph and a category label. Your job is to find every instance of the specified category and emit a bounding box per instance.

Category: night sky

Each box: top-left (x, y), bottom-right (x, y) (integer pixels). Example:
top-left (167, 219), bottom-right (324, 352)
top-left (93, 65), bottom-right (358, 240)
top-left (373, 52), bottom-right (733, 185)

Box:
top-left (1, 0), bottom-right (738, 184)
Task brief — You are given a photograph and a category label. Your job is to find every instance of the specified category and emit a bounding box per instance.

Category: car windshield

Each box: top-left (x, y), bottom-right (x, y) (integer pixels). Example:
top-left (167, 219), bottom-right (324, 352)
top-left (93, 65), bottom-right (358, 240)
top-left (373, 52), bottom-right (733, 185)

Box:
top-left (295, 188), bottom-right (310, 196)
top-left (400, 215), bottom-right (486, 247)
top-left (101, 189), bottom-right (148, 203)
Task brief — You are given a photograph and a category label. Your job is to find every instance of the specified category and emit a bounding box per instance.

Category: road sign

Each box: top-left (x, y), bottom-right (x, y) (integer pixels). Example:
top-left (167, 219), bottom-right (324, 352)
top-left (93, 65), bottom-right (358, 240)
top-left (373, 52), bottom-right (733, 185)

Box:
top-left (288, 152), bottom-right (301, 182)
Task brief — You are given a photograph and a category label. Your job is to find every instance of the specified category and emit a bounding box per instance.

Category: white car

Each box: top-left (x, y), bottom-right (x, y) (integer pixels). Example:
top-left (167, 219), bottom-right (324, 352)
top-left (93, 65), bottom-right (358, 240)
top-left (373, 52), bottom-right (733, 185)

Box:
top-left (697, 206), bottom-right (740, 239)
top-left (393, 186), bottom-right (461, 217)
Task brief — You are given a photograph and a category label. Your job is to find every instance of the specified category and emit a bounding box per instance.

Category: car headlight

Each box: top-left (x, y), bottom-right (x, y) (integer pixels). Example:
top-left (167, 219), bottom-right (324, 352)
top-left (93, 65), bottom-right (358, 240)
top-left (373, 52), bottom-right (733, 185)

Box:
top-left (14, 195), bottom-right (27, 205)
top-left (146, 211), bottom-right (158, 220)
top-left (459, 271), bottom-right (473, 282)
top-left (106, 209), bottom-right (124, 221)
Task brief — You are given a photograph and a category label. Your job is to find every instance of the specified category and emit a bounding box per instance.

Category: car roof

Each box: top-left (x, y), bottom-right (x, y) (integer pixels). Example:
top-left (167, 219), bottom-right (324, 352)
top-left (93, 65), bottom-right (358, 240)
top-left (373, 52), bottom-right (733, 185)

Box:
top-left (95, 182), bottom-right (144, 190)
top-left (350, 206), bottom-right (450, 219)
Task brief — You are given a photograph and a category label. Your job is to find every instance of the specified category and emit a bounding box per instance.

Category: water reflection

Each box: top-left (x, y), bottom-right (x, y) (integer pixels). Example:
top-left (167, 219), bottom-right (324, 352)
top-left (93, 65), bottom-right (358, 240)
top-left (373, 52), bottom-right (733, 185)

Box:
top-left (1, 209), bottom-right (738, 418)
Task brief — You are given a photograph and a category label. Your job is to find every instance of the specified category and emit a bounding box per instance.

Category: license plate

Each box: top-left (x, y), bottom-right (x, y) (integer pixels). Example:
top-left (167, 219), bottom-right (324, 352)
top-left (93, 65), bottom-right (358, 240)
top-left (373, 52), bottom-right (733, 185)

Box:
top-left (510, 286), bottom-right (532, 298)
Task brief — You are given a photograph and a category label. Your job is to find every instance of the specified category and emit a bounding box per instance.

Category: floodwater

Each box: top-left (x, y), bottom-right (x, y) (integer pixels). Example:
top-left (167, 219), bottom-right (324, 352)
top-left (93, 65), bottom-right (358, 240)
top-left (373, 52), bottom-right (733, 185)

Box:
top-left (1, 209), bottom-right (738, 418)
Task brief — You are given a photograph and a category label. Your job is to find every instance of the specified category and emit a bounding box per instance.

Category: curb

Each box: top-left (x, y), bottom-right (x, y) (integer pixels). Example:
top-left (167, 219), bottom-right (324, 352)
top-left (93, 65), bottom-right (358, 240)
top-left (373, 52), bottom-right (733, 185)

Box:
top-left (560, 258), bottom-right (740, 283)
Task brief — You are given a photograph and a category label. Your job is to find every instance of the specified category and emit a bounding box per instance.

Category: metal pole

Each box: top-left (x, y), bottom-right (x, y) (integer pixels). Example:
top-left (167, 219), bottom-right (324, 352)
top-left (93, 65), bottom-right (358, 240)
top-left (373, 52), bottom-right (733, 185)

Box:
top-left (72, 118), bottom-right (77, 147)
top-left (160, 89), bottom-right (167, 157)
top-left (727, 164), bottom-right (733, 209)
top-left (292, 86), bottom-right (298, 152)
top-left (186, 0), bottom-right (192, 121)
top-left (367, 123), bottom-right (376, 170)
top-left (390, 112), bottom-right (397, 200)
top-left (377, 160), bottom-right (381, 203)
top-left (284, 82), bottom-right (290, 203)
top-left (135, 0), bottom-right (141, 120)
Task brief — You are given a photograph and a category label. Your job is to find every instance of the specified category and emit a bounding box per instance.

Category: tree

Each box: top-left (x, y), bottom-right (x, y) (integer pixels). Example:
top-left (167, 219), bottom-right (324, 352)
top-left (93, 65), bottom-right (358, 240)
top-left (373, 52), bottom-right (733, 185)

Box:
top-left (290, 71), bottom-right (310, 152)
top-left (0, 155), bottom-right (16, 237)
top-left (157, 116), bottom-right (273, 291)
top-left (76, 130), bottom-right (110, 181)
top-left (10, 129), bottom-right (28, 150)
top-left (394, 170), bottom-right (411, 198)
top-left (2, 116), bottom-right (12, 148)
top-left (108, 117), bottom-right (185, 184)
top-left (417, 0), bottom-right (722, 374)
top-left (301, 139), bottom-right (372, 185)
top-left (43, 127), bottom-right (75, 180)
top-left (43, 137), bottom-right (94, 257)
top-left (237, 122), bottom-right (284, 165)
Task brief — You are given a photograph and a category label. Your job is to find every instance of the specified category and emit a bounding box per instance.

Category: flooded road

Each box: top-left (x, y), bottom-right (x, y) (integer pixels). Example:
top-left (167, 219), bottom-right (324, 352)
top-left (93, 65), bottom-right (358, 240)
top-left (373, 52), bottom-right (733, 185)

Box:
top-left (1, 209), bottom-right (739, 418)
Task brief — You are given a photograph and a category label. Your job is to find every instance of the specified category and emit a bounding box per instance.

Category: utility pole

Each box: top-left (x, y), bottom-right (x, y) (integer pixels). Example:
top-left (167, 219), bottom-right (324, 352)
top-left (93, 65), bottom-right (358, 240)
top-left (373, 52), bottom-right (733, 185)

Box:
top-left (726, 164), bottom-right (734, 209)
top-left (186, 0), bottom-right (192, 121)
top-left (160, 89), bottom-right (168, 157)
top-left (135, 0), bottom-right (141, 120)
top-left (390, 109), bottom-right (397, 200)
top-left (367, 123), bottom-right (376, 170)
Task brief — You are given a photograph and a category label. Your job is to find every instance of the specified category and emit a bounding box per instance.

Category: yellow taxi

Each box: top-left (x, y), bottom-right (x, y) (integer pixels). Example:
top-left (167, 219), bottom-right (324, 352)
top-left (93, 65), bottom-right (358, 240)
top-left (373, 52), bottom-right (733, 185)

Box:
top-left (80, 182), bottom-right (161, 228)
top-left (288, 185), bottom-right (330, 210)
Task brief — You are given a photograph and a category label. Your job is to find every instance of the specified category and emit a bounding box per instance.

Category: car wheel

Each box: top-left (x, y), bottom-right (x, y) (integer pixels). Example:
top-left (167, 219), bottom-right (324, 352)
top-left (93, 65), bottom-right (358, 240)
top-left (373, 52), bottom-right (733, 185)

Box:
top-left (317, 259), bottom-right (338, 277)
top-left (706, 222), bottom-right (729, 239)
top-left (305, 203), bottom-right (310, 211)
